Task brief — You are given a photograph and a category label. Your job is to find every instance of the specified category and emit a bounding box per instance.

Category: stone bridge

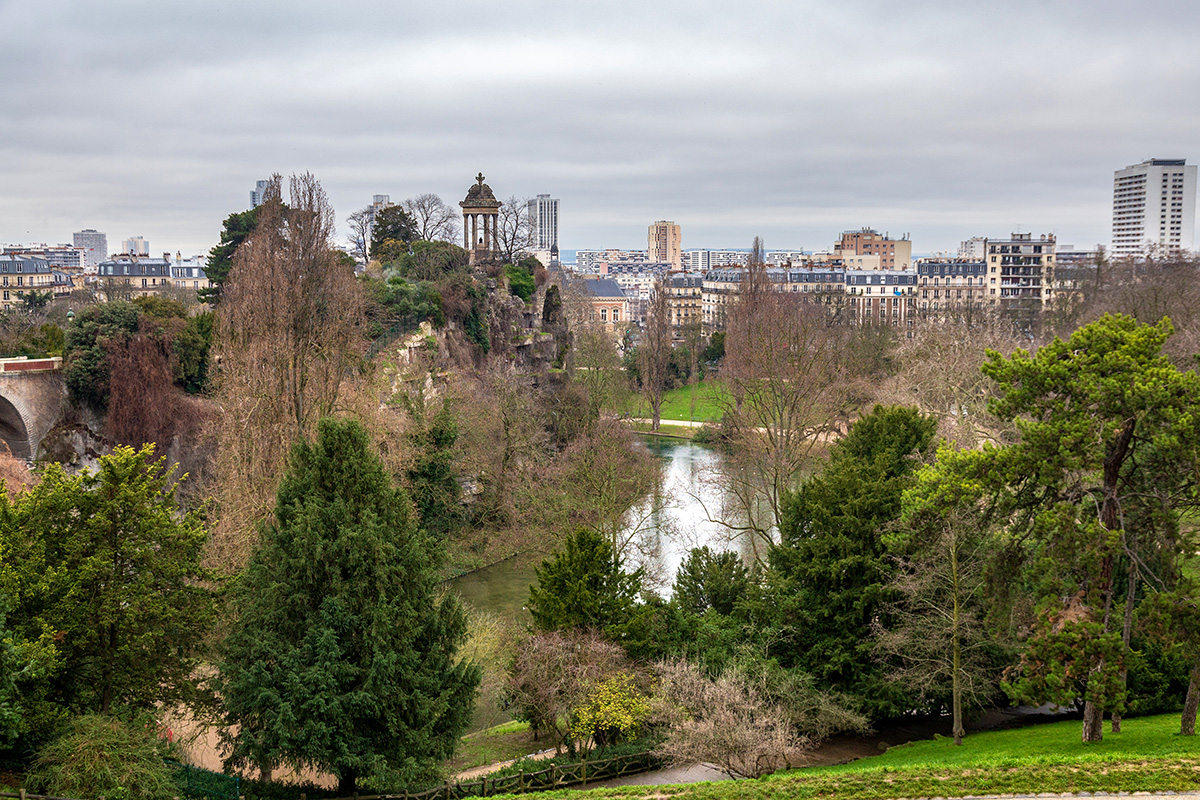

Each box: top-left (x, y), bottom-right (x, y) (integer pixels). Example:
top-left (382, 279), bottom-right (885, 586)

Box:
top-left (0, 357), bottom-right (68, 461)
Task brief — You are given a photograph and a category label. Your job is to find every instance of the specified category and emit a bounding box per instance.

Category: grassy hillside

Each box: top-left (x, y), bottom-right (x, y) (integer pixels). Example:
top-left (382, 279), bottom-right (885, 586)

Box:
top-left (633, 381), bottom-right (728, 423)
top-left (516, 713), bottom-right (1200, 800)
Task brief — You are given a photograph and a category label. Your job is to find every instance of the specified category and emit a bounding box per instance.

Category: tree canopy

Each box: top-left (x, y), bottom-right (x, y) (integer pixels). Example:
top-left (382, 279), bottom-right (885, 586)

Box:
top-left (203, 206), bottom-right (259, 305)
top-left (219, 418), bottom-right (479, 793)
top-left (767, 405), bottom-right (937, 719)
top-left (0, 445), bottom-right (214, 736)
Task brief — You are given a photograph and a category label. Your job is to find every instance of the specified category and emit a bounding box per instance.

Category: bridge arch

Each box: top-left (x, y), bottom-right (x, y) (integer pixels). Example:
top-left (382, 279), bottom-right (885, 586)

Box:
top-left (0, 394), bottom-right (32, 461)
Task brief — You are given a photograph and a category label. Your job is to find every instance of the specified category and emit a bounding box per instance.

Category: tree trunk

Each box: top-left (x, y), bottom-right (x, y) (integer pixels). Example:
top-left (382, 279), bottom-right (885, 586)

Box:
top-left (1112, 554), bottom-right (1138, 734)
top-left (338, 769), bottom-right (357, 795)
top-left (1182, 663), bottom-right (1200, 736)
top-left (1082, 699), bottom-right (1104, 742)
top-left (951, 534), bottom-right (964, 746)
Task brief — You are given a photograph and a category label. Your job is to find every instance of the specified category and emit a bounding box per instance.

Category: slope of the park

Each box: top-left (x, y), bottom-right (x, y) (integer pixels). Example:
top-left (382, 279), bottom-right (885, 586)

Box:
top-left (513, 713), bottom-right (1199, 800)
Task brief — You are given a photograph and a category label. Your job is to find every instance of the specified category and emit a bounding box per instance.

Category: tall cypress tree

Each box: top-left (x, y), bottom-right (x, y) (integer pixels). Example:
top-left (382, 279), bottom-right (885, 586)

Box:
top-left (219, 418), bottom-right (479, 792)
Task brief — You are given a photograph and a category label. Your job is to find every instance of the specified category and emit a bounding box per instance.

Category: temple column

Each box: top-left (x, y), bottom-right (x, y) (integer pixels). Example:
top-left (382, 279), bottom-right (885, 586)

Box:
top-left (463, 216), bottom-right (469, 250)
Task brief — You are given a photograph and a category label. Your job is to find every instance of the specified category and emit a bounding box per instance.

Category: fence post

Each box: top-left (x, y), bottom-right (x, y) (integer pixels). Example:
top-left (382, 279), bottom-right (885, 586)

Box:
top-left (518, 768), bottom-right (524, 792)
top-left (551, 764), bottom-right (558, 789)
top-left (19, 789), bottom-right (25, 800)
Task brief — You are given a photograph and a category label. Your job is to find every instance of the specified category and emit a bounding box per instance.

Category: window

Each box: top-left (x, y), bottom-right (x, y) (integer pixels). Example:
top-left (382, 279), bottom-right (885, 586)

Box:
top-left (612, 308), bottom-right (620, 322)
top-left (600, 308), bottom-right (607, 322)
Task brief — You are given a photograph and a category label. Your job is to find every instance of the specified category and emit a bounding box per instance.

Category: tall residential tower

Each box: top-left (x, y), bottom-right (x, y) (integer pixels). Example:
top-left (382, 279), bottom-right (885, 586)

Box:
top-left (528, 194), bottom-right (559, 251)
top-left (1111, 159), bottom-right (1196, 258)
top-left (648, 220), bottom-right (682, 269)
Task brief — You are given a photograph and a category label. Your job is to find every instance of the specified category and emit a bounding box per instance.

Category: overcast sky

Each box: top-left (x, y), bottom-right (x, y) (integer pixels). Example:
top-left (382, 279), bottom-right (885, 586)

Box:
top-left (2, 0), bottom-right (1197, 257)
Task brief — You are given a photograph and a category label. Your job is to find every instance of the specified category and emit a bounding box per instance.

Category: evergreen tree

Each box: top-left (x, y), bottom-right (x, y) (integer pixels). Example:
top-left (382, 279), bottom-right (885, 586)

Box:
top-left (219, 418), bottom-right (479, 793)
top-left (202, 206), bottom-right (259, 305)
top-left (528, 527), bottom-right (643, 636)
top-left (767, 405), bottom-right (937, 720)
top-left (406, 404), bottom-right (465, 538)
top-left (0, 446), bottom-right (214, 724)
top-left (673, 546), bottom-right (749, 617)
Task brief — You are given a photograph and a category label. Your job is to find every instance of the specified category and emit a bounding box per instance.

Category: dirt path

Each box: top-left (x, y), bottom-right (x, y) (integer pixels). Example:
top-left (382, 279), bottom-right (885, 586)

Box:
top-left (454, 747), bottom-right (558, 782)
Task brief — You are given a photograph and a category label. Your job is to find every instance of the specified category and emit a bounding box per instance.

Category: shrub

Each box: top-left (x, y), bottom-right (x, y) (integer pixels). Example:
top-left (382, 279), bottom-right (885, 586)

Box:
top-left (24, 714), bottom-right (178, 800)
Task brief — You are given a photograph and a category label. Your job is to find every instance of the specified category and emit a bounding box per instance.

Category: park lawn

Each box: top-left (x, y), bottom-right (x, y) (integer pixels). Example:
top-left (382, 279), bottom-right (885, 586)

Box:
top-left (511, 712), bottom-right (1200, 800)
top-left (653, 381), bottom-right (728, 423)
top-left (446, 721), bottom-right (543, 774)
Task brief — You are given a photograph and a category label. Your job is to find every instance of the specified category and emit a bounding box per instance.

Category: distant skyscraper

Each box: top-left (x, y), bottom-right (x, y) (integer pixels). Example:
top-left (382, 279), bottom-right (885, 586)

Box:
top-left (1111, 159), bottom-right (1197, 258)
top-left (251, 179), bottom-right (270, 207)
top-left (73, 229), bottom-right (108, 269)
top-left (121, 236), bottom-right (149, 256)
top-left (648, 220), bottom-right (682, 269)
top-left (527, 194), bottom-right (559, 251)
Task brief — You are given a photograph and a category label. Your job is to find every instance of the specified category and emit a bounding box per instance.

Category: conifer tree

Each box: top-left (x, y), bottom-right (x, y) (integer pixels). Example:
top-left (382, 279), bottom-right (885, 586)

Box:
top-left (767, 405), bottom-right (937, 719)
top-left (219, 418), bottom-right (479, 792)
top-left (528, 527), bottom-right (643, 636)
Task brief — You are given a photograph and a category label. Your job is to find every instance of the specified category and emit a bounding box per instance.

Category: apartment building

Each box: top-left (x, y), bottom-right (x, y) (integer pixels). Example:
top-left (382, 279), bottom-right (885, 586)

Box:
top-left (844, 268), bottom-right (918, 325)
top-left (73, 229), bottom-right (108, 270)
top-left (1111, 159), bottom-right (1196, 258)
top-left (664, 271), bottom-right (705, 336)
top-left (915, 258), bottom-right (988, 318)
top-left (0, 255), bottom-right (55, 309)
top-left (648, 221), bottom-right (682, 269)
top-left (528, 194), bottom-right (559, 251)
top-left (982, 233), bottom-right (1055, 310)
top-left (702, 265), bottom-right (845, 332)
top-left (836, 228), bottom-right (912, 270)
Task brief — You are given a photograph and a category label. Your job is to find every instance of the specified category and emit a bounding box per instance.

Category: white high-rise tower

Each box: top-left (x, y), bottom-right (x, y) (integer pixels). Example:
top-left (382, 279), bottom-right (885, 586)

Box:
top-left (527, 194), bottom-right (559, 251)
top-left (1111, 159), bottom-right (1196, 258)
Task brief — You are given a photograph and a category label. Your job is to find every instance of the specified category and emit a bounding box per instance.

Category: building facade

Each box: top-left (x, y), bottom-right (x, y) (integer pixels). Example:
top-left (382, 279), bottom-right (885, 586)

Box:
top-left (1111, 159), bottom-right (1197, 258)
top-left (577, 277), bottom-right (630, 338)
top-left (73, 229), bottom-right (108, 270)
top-left (648, 221), bottom-right (682, 269)
top-left (836, 228), bottom-right (912, 270)
top-left (984, 232), bottom-right (1055, 309)
top-left (98, 254), bottom-right (175, 297)
top-left (844, 268), bottom-right (917, 325)
top-left (528, 194), bottom-right (559, 251)
top-left (915, 258), bottom-right (988, 319)
top-left (664, 272), bottom-right (705, 337)
top-left (251, 179), bottom-right (270, 208)
top-left (0, 255), bottom-right (55, 309)
top-left (702, 265), bottom-right (846, 332)
top-left (121, 236), bottom-right (149, 256)
top-left (2, 245), bottom-right (87, 272)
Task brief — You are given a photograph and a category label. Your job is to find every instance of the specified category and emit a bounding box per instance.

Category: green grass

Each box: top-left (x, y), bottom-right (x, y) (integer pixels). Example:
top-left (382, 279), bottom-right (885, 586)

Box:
top-left (503, 713), bottom-right (1200, 800)
top-left (446, 721), bottom-right (543, 774)
top-left (638, 380), bottom-right (728, 423)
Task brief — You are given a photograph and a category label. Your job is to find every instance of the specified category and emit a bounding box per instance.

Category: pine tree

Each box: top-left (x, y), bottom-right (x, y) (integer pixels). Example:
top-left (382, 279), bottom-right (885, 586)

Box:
top-left (218, 418), bottom-right (479, 792)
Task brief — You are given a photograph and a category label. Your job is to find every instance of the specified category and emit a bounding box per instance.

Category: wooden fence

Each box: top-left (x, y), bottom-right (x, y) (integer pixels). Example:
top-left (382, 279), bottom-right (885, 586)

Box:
top-left (1, 749), bottom-right (660, 800)
top-left (295, 749), bottom-right (661, 800)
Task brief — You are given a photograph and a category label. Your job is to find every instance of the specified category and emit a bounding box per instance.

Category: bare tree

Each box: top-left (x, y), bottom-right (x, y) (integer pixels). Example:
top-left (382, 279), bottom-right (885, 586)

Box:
top-left (506, 629), bottom-right (632, 754)
top-left (653, 659), bottom-right (805, 779)
top-left (345, 206), bottom-right (373, 264)
top-left (877, 318), bottom-right (1022, 448)
top-left (494, 195), bottom-right (536, 265)
top-left (873, 509), bottom-right (1001, 745)
top-left (638, 280), bottom-right (672, 431)
top-left (209, 173), bottom-right (365, 569)
top-left (710, 238), bottom-right (849, 555)
top-left (403, 193), bottom-right (458, 243)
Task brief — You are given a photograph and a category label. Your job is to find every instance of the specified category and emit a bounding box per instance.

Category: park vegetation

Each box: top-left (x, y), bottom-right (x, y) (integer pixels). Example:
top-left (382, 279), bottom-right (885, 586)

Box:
top-left (2, 173), bottom-right (1200, 795)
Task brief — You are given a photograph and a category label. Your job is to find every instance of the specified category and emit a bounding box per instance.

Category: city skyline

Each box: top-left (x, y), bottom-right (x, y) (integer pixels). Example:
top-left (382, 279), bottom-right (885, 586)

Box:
top-left (2, 0), bottom-right (1198, 257)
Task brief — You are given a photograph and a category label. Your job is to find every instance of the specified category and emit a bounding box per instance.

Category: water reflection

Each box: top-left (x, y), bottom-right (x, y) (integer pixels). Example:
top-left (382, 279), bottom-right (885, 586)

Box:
top-left (453, 438), bottom-right (772, 616)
